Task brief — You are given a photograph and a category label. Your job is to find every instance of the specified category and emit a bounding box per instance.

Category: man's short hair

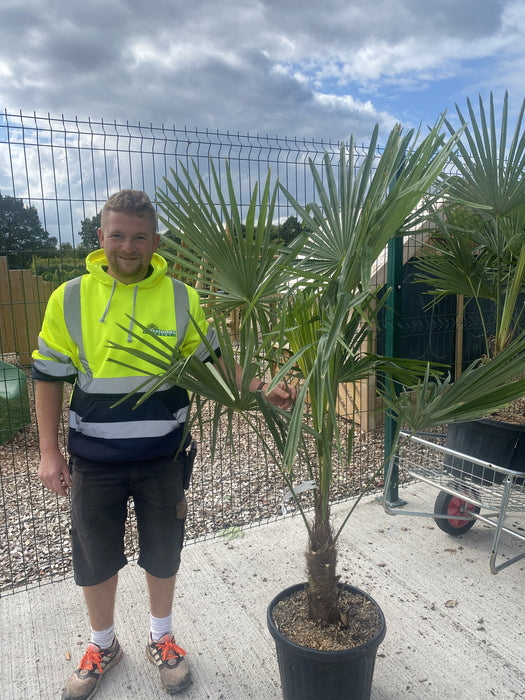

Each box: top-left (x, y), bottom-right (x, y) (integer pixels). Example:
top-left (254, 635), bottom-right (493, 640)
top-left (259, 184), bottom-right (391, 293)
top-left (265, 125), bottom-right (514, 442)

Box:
top-left (101, 190), bottom-right (157, 234)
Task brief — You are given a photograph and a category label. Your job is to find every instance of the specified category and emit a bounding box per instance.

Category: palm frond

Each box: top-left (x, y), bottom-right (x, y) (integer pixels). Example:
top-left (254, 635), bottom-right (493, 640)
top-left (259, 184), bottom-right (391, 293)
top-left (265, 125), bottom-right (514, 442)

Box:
top-left (445, 92), bottom-right (525, 216)
top-left (384, 330), bottom-right (525, 432)
top-left (157, 158), bottom-right (294, 350)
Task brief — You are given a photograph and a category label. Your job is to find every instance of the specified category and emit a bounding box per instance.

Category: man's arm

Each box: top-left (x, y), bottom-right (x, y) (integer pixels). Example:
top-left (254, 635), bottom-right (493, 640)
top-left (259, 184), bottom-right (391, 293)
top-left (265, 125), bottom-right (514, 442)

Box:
top-left (216, 357), bottom-right (296, 410)
top-left (35, 380), bottom-right (72, 497)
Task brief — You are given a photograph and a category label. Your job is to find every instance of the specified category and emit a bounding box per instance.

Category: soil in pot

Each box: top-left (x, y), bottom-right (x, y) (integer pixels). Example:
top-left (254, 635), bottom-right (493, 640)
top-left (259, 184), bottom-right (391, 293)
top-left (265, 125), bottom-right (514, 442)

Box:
top-left (271, 586), bottom-right (382, 652)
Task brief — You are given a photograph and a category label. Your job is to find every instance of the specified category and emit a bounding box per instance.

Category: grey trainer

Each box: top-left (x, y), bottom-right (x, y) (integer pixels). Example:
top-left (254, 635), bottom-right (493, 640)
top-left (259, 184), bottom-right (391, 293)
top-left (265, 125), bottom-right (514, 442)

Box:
top-left (61, 636), bottom-right (122, 700)
top-left (146, 633), bottom-right (191, 693)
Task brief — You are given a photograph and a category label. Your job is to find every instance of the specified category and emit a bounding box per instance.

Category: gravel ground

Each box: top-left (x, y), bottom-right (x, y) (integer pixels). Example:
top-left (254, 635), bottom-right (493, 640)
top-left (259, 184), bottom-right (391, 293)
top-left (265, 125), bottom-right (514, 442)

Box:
top-left (0, 360), bottom-right (386, 594)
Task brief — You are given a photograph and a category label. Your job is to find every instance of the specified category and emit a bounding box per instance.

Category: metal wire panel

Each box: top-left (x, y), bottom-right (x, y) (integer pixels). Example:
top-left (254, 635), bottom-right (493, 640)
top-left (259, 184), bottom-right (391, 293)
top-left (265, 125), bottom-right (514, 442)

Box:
top-left (0, 110), bottom-right (388, 595)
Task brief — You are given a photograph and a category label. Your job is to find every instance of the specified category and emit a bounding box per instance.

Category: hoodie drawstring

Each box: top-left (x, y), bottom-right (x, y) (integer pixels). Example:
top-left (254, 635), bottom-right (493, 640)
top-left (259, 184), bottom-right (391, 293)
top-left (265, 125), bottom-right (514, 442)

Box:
top-left (98, 279), bottom-right (138, 343)
top-left (128, 285), bottom-right (138, 342)
top-left (99, 279), bottom-right (117, 323)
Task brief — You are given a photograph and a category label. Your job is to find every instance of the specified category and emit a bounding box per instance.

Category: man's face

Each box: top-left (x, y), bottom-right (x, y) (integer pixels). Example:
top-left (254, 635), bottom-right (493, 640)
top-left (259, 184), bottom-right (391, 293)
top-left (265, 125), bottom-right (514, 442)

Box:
top-left (98, 211), bottom-right (160, 284)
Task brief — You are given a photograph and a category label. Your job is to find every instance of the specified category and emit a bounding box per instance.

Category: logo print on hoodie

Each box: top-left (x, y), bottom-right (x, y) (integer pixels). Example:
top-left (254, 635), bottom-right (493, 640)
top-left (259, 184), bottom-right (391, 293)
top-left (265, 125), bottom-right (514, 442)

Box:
top-left (146, 323), bottom-right (177, 337)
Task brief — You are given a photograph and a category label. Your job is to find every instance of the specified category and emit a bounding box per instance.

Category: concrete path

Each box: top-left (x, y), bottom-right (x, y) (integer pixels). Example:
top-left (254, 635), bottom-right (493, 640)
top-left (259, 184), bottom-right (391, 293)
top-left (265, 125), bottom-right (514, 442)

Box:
top-left (1, 485), bottom-right (525, 699)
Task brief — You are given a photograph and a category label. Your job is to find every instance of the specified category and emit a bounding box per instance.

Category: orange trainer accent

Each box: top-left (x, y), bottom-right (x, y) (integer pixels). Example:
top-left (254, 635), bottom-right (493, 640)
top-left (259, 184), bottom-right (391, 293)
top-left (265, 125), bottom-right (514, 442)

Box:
top-left (156, 638), bottom-right (187, 661)
top-left (78, 645), bottom-right (105, 674)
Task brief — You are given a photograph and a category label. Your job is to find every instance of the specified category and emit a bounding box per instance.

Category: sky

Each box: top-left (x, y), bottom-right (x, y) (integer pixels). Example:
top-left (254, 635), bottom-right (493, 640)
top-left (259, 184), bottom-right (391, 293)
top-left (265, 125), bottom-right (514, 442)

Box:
top-left (1, 0), bottom-right (524, 146)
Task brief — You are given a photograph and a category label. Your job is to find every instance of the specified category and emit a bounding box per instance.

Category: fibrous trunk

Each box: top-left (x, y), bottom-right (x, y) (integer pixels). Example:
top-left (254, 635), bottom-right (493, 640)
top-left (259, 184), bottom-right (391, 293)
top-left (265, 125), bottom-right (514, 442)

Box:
top-left (305, 494), bottom-right (341, 625)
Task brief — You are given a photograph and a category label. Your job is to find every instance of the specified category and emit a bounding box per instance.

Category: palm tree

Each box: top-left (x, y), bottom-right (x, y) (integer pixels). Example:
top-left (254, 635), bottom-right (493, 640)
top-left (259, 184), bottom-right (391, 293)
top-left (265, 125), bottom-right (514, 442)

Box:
top-left (108, 112), bottom-right (525, 630)
top-left (414, 92), bottom-right (525, 363)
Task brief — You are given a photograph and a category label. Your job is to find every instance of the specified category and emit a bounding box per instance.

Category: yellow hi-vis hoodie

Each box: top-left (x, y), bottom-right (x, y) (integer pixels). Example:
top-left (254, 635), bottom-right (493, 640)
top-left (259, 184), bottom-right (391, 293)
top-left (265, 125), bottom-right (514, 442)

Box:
top-left (32, 249), bottom-right (218, 463)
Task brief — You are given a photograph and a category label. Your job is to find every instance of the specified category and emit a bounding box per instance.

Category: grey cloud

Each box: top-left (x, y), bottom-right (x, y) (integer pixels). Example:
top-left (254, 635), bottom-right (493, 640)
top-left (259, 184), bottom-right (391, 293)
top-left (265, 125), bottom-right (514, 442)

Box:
top-left (0, 0), bottom-right (521, 144)
top-left (261, 0), bottom-right (504, 46)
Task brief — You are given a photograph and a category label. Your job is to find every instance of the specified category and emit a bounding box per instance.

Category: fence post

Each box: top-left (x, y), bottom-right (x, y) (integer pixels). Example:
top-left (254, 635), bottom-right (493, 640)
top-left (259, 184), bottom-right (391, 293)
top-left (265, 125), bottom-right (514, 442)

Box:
top-left (383, 235), bottom-right (406, 507)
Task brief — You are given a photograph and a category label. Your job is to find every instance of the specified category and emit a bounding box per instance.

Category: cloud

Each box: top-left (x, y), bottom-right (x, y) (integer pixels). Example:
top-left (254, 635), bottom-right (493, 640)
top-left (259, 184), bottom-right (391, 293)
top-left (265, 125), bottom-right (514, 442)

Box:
top-left (0, 0), bottom-right (523, 143)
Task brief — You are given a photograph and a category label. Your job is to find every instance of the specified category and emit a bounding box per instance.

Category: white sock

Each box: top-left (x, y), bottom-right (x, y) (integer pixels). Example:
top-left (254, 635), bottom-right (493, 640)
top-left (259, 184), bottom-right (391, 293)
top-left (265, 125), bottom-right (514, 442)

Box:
top-left (91, 623), bottom-right (115, 650)
top-left (150, 613), bottom-right (172, 642)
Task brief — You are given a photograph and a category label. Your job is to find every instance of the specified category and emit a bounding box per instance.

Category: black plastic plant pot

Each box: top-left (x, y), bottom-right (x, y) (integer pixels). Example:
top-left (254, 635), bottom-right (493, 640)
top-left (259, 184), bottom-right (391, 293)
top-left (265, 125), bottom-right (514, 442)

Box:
top-left (267, 583), bottom-right (386, 700)
top-left (445, 419), bottom-right (525, 486)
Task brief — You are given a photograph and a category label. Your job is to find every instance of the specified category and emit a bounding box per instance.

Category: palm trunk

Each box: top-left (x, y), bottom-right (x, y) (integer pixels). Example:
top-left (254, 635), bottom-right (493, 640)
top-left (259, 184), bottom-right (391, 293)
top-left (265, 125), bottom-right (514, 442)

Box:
top-left (305, 493), bottom-right (341, 625)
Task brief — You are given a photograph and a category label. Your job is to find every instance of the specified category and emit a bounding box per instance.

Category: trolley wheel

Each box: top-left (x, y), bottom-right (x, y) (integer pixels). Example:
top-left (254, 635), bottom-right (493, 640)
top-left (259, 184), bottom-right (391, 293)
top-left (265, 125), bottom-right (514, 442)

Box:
top-left (433, 490), bottom-right (480, 536)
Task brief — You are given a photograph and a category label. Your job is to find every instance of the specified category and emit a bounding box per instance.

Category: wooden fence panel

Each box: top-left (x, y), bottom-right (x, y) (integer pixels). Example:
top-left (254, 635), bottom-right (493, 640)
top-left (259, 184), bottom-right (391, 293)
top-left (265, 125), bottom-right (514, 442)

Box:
top-left (0, 257), bottom-right (55, 366)
top-left (0, 257), bottom-right (16, 355)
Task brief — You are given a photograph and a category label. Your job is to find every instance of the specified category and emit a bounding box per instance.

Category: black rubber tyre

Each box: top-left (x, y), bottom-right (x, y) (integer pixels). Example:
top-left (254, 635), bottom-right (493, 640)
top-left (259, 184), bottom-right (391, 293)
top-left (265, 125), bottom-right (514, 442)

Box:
top-left (433, 490), bottom-right (480, 536)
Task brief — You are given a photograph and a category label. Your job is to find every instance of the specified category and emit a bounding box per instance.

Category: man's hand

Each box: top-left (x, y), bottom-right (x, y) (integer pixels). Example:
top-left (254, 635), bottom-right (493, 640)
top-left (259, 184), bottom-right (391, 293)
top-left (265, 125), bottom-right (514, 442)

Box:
top-left (216, 358), bottom-right (297, 410)
top-left (263, 381), bottom-right (296, 410)
top-left (35, 380), bottom-right (70, 497)
top-left (38, 449), bottom-right (72, 497)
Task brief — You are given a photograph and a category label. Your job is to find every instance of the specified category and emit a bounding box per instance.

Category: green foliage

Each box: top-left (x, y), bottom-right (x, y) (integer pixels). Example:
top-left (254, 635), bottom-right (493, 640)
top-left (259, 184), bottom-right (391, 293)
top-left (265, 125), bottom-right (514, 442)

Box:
top-left (0, 194), bottom-right (57, 268)
top-left (415, 92), bottom-right (525, 359)
top-left (157, 159), bottom-right (302, 363)
top-left (78, 212), bottom-right (101, 253)
top-left (382, 333), bottom-right (525, 432)
top-left (271, 215), bottom-right (304, 244)
top-left (32, 252), bottom-right (87, 284)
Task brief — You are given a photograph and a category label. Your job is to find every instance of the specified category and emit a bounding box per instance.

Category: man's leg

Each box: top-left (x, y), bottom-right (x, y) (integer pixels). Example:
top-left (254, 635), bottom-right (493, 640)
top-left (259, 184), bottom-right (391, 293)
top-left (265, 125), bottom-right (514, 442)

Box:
top-left (83, 573), bottom-right (119, 631)
top-left (146, 572), bottom-right (176, 619)
top-left (145, 571), bottom-right (190, 693)
top-left (63, 459), bottom-right (127, 700)
top-left (62, 574), bottom-right (122, 700)
top-left (136, 457), bottom-right (191, 693)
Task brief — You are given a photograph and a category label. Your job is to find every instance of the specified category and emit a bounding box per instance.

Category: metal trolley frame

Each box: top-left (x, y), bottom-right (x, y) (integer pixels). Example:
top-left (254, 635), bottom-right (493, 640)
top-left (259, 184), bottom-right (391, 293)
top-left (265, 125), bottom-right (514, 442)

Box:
top-left (383, 431), bottom-right (525, 573)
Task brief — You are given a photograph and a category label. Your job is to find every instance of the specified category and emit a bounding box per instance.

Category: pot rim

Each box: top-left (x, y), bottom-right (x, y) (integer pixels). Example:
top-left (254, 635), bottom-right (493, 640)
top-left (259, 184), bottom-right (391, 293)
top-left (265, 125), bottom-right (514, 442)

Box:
top-left (455, 417), bottom-right (525, 432)
top-left (267, 581), bottom-right (387, 658)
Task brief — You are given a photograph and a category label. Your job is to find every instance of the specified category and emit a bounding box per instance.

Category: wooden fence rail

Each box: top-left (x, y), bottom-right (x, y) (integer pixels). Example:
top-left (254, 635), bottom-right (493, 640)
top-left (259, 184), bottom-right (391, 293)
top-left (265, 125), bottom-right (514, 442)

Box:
top-left (0, 257), bottom-right (55, 366)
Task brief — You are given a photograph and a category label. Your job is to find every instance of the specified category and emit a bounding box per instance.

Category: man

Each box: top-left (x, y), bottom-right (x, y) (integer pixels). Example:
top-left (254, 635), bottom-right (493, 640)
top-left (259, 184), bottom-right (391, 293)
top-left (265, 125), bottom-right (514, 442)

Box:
top-left (33, 189), bottom-right (294, 699)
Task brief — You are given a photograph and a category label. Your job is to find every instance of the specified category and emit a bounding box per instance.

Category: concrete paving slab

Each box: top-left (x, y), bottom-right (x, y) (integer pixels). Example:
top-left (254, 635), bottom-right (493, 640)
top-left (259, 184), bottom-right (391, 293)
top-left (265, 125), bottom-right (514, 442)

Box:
top-left (1, 486), bottom-right (525, 699)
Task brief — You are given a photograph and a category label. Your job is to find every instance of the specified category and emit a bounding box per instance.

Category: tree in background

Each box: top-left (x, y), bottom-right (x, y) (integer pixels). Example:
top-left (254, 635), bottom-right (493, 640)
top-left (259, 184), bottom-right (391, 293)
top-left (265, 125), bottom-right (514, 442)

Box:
top-left (0, 194), bottom-right (57, 267)
top-left (270, 215), bottom-right (304, 244)
top-left (78, 212), bottom-right (101, 252)
top-left (275, 215), bottom-right (304, 244)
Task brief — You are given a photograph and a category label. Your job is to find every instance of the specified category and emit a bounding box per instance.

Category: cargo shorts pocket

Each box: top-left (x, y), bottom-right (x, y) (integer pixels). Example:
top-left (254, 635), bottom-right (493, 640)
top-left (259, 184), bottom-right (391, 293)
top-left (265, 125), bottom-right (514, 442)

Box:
top-left (176, 494), bottom-right (188, 520)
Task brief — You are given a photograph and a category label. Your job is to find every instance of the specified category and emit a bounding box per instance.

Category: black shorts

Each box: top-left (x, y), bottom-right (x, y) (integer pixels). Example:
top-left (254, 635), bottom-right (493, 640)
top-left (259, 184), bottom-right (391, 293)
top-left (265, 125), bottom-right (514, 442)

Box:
top-left (69, 454), bottom-right (187, 587)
